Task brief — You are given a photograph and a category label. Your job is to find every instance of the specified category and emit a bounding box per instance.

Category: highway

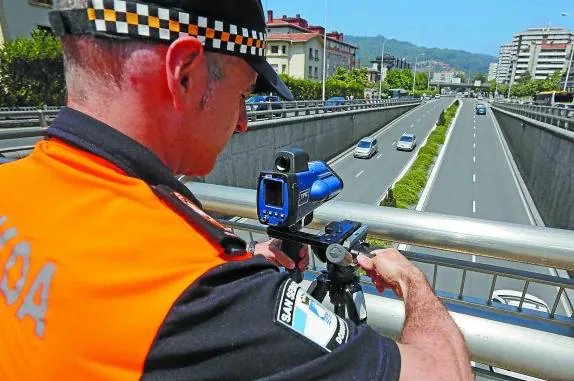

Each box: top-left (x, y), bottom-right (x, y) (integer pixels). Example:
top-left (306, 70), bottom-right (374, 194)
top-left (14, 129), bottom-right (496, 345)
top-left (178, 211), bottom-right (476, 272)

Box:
top-left (331, 97), bottom-right (453, 204)
top-left (411, 99), bottom-right (570, 317)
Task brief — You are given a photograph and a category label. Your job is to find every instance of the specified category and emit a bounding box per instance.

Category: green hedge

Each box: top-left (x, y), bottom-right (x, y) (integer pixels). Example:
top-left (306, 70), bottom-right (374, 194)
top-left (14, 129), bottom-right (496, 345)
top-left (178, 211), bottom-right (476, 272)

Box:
top-left (0, 29), bottom-right (65, 107)
top-left (279, 74), bottom-right (364, 100)
top-left (380, 100), bottom-right (460, 209)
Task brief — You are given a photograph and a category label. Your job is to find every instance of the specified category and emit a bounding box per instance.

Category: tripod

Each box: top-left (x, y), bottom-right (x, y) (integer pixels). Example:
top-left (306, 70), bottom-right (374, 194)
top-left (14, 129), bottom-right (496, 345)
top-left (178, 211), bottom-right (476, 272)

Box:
top-left (308, 262), bottom-right (367, 325)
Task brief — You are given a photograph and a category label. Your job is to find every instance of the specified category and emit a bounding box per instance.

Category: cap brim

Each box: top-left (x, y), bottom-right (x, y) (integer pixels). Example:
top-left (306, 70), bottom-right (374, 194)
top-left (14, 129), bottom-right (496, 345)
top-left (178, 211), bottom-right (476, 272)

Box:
top-left (248, 60), bottom-right (294, 101)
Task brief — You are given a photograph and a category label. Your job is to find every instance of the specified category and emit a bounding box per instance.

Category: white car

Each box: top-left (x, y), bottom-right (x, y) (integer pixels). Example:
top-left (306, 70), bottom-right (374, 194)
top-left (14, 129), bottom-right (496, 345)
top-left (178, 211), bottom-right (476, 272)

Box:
top-left (354, 137), bottom-right (379, 159)
top-left (488, 290), bottom-right (549, 381)
top-left (491, 289), bottom-right (550, 313)
top-left (396, 133), bottom-right (417, 151)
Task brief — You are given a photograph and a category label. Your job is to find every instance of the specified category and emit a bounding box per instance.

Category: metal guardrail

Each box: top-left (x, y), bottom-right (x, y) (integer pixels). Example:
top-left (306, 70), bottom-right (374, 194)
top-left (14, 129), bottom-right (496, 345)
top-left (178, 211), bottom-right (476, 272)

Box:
top-left (493, 101), bottom-right (574, 131)
top-left (0, 109), bottom-right (60, 128)
top-left (185, 182), bottom-right (574, 381)
top-left (247, 98), bottom-right (420, 122)
top-left (0, 99), bottom-right (420, 127)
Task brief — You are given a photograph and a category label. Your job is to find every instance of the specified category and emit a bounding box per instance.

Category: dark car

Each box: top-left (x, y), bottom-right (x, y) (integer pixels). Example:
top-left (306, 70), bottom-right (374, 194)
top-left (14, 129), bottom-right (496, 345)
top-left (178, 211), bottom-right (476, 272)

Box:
top-left (476, 104), bottom-right (486, 115)
top-left (245, 96), bottom-right (284, 112)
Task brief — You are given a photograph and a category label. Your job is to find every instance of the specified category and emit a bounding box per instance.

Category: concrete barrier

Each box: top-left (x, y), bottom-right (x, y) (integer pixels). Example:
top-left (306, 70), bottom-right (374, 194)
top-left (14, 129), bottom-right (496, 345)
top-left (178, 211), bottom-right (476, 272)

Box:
top-left (492, 106), bottom-right (574, 230)
top-left (197, 103), bottom-right (419, 189)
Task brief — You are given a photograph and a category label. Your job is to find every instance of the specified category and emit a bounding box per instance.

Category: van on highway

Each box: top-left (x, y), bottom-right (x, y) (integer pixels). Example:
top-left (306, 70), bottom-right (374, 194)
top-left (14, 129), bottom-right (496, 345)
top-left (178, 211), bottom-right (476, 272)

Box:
top-left (354, 137), bottom-right (379, 159)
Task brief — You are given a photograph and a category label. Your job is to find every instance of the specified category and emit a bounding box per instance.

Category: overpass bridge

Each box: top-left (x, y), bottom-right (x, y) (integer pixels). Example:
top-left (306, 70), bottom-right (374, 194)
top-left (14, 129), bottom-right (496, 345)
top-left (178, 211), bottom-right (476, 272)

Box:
top-left (2, 97), bottom-right (574, 380)
top-left (430, 81), bottom-right (491, 92)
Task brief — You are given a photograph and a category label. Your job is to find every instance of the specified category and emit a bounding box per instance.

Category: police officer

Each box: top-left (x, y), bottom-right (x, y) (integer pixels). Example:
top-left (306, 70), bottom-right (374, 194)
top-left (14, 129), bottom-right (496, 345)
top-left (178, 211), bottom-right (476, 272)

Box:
top-left (0, 0), bottom-right (472, 380)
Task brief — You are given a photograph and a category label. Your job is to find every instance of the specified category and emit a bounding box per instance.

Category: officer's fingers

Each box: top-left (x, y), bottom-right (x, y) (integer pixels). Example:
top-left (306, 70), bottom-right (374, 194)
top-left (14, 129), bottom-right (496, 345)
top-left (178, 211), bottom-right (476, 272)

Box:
top-left (299, 253), bottom-right (309, 271)
top-left (299, 245), bottom-right (309, 258)
top-left (273, 251), bottom-right (296, 270)
top-left (357, 254), bottom-right (375, 271)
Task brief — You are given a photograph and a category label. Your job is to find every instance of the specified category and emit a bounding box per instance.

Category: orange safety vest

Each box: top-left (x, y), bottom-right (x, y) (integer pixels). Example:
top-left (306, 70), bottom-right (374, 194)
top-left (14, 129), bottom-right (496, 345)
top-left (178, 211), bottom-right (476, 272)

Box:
top-left (0, 136), bottom-right (249, 380)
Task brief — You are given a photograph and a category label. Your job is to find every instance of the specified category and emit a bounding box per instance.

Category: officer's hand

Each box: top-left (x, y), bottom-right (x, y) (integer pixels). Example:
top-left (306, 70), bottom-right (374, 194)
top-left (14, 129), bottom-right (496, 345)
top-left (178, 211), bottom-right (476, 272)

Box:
top-left (357, 248), bottom-right (422, 298)
top-left (255, 239), bottom-right (309, 271)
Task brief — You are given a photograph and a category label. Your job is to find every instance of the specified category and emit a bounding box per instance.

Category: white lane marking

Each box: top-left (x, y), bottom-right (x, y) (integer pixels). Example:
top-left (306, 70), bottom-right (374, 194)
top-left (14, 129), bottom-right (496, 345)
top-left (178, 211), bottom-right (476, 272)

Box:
top-left (355, 170), bottom-right (365, 178)
top-left (473, 142), bottom-right (476, 149)
top-left (473, 174), bottom-right (476, 183)
top-left (474, 125), bottom-right (476, 130)
top-left (473, 133), bottom-right (476, 139)
top-left (472, 255), bottom-right (476, 263)
top-left (488, 106), bottom-right (574, 316)
top-left (377, 153), bottom-right (383, 159)
top-left (392, 141), bottom-right (396, 146)
top-left (473, 201), bottom-right (476, 213)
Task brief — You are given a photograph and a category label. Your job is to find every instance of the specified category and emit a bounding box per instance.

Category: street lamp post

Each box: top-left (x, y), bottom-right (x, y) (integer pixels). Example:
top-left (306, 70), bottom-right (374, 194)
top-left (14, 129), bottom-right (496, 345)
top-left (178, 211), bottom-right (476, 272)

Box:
top-left (562, 12), bottom-right (573, 92)
top-left (412, 53), bottom-right (425, 93)
top-left (379, 38), bottom-right (393, 97)
top-left (321, 0), bottom-right (328, 101)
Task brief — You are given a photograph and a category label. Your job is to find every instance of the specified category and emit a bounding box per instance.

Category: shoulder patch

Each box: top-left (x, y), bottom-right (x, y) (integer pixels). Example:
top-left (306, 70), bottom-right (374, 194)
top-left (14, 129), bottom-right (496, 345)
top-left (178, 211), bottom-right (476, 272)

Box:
top-left (275, 279), bottom-right (349, 352)
top-left (152, 184), bottom-right (246, 256)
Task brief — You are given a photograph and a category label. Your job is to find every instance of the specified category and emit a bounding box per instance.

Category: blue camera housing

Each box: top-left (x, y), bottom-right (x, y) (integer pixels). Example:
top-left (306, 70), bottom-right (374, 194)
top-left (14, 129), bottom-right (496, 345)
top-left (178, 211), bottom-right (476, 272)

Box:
top-left (257, 160), bottom-right (343, 228)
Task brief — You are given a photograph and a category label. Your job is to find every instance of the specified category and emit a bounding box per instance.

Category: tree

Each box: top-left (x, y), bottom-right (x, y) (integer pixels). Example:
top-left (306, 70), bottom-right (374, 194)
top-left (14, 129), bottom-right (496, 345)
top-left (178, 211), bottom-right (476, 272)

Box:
top-left (381, 188), bottom-right (397, 207)
top-left (415, 72), bottom-right (429, 91)
top-left (541, 70), bottom-right (562, 92)
top-left (454, 73), bottom-right (467, 83)
top-left (385, 69), bottom-right (413, 90)
top-left (518, 71), bottom-right (532, 84)
top-left (474, 73), bottom-right (487, 83)
top-left (0, 28), bottom-right (66, 107)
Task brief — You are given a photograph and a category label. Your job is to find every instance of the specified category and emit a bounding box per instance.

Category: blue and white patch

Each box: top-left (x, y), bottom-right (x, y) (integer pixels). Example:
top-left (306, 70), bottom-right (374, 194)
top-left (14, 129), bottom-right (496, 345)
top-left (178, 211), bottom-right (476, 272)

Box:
top-left (275, 279), bottom-right (349, 352)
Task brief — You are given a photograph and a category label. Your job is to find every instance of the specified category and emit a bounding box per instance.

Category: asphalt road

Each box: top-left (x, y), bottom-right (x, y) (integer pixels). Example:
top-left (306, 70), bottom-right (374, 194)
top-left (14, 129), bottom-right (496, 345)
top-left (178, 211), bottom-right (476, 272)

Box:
top-left (412, 99), bottom-right (570, 317)
top-left (331, 97), bottom-right (453, 204)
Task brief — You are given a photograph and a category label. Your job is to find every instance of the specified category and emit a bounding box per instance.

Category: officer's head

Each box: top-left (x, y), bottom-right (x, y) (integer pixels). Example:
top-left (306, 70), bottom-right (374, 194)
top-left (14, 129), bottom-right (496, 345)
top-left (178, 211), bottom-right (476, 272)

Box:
top-left (51, 0), bottom-right (293, 175)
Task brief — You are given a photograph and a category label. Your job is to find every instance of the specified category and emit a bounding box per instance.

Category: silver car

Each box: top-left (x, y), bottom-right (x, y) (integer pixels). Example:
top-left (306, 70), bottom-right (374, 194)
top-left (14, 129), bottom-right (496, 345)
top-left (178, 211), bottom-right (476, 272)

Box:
top-left (396, 133), bottom-right (417, 151)
top-left (354, 137), bottom-right (379, 159)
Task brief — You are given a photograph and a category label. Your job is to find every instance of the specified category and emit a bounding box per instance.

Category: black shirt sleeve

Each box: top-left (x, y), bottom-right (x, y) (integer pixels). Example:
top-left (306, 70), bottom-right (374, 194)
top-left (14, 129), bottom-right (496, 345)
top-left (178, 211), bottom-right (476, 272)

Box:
top-left (142, 257), bottom-right (401, 381)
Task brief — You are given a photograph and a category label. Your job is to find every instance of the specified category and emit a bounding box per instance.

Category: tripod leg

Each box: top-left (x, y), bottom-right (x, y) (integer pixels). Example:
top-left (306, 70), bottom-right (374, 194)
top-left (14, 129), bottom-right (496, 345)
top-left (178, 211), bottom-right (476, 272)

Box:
top-left (308, 273), bottom-right (329, 302)
top-left (343, 285), bottom-right (367, 325)
top-left (334, 304), bottom-right (346, 319)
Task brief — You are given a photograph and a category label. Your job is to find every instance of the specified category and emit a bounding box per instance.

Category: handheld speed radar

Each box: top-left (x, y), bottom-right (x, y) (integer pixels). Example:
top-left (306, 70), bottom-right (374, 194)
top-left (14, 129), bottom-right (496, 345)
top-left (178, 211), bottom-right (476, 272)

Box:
top-left (257, 148), bottom-right (343, 228)
top-left (255, 147), bottom-right (374, 325)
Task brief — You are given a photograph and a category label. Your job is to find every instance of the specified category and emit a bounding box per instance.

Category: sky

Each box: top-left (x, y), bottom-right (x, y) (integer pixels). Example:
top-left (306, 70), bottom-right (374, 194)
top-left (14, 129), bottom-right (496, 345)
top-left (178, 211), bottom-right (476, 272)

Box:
top-left (264, 0), bottom-right (574, 56)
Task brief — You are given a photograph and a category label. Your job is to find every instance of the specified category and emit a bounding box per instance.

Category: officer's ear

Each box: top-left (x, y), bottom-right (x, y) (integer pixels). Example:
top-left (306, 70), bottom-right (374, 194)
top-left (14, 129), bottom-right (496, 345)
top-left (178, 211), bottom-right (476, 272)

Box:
top-left (166, 37), bottom-right (207, 111)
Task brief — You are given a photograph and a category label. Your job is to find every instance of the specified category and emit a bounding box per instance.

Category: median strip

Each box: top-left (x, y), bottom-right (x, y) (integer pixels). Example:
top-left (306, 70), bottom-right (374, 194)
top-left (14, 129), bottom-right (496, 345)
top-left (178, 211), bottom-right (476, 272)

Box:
top-left (380, 100), bottom-right (461, 209)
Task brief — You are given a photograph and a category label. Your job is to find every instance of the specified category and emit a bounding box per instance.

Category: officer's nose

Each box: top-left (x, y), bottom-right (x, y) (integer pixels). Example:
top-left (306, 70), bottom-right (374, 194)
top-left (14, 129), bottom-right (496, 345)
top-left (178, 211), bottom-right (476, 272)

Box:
top-left (235, 99), bottom-right (249, 134)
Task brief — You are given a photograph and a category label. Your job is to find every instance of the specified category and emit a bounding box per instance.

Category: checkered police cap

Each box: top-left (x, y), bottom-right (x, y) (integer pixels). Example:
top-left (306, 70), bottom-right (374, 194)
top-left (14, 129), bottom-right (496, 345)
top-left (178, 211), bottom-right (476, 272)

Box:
top-left (49, 0), bottom-right (294, 100)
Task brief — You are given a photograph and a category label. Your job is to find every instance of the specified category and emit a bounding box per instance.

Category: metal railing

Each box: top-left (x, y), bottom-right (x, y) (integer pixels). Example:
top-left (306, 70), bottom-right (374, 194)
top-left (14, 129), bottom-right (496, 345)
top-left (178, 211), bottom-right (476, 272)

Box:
top-left (247, 98), bottom-right (420, 122)
top-left (185, 182), bottom-right (574, 380)
top-left (493, 101), bottom-right (574, 131)
top-left (0, 98), bottom-right (420, 129)
top-left (0, 109), bottom-right (60, 128)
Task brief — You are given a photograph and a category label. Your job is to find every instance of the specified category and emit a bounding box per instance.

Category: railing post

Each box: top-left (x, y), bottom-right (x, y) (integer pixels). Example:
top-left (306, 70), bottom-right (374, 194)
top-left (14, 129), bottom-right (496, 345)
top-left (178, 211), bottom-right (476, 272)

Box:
top-left (38, 110), bottom-right (47, 128)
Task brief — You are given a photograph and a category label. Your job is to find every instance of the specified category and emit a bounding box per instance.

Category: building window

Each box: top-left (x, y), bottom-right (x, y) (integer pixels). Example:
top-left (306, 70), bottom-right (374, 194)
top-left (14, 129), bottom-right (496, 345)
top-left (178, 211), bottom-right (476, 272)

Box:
top-left (309, 48), bottom-right (314, 59)
top-left (29, 0), bottom-right (52, 6)
top-left (314, 67), bottom-right (319, 78)
top-left (282, 45), bottom-right (287, 54)
top-left (309, 66), bottom-right (313, 77)
top-left (282, 64), bottom-right (287, 73)
top-left (271, 45), bottom-right (279, 54)
top-left (315, 49), bottom-right (319, 61)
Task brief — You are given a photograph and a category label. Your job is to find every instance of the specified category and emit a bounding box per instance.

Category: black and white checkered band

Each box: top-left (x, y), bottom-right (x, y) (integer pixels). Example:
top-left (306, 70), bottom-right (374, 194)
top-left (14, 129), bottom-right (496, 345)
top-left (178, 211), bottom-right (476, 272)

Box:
top-left (86, 0), bottom-right (267, 58)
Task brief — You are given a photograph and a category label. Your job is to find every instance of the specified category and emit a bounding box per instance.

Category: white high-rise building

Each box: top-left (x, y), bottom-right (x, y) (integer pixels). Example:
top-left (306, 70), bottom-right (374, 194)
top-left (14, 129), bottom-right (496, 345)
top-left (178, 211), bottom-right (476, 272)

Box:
top-left (508, 27), bottom-right (574, 85)
top-left (488, 63), bottom-right (499, 82)
top-left (497, 43), bottom-right (513, 84)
